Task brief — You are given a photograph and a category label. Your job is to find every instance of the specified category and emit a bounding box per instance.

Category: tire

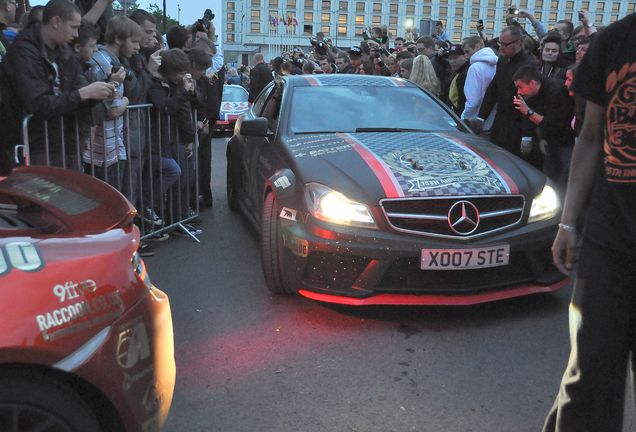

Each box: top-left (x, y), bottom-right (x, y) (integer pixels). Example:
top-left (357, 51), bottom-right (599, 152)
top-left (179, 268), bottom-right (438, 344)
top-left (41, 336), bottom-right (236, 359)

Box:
top-left (261, 192), bottom-right (293, 294)
top-left (0, 372), bottom-right (103, 432)
top-left (226, 152), bottom-right (239, 211)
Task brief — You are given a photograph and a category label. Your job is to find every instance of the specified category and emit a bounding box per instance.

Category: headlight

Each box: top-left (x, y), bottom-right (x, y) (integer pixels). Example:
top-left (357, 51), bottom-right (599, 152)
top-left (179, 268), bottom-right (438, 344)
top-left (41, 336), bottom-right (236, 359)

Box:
top-left (305, 183), bottom-right (376, 228)
top-left (528, 184), bottom-right (560, 223)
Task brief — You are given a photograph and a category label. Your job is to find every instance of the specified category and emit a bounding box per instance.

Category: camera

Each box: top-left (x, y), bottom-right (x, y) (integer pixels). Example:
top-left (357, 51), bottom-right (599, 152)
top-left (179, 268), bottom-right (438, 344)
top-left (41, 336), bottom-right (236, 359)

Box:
top-left (508, 7), bottom-right (520, 15)
top-left (195, 8), bottom-right (214, 33)
top-left (309, 38), bottom-right (328, 56)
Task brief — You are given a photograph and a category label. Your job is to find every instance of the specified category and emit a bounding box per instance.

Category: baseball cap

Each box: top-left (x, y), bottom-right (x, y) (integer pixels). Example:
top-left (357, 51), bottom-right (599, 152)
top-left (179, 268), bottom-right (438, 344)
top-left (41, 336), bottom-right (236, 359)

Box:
top-left (348, 46), bottom-right (362, 57)
top-left (448, 45), bottom-right (465, 56)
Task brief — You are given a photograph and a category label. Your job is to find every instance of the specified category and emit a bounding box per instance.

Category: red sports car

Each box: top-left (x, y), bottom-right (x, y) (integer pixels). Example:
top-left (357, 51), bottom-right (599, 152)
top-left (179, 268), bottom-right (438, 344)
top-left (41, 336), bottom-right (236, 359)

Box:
top-left (214, 84), bottom-right (250, 132)
top-left (0, 166), bottom-right (175, 432)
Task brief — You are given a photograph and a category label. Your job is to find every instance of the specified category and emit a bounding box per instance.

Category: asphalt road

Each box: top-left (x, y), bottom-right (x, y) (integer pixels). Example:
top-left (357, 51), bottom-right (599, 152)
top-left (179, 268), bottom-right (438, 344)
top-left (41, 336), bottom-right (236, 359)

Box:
top-left (146, 136), bottom-right (636, 432)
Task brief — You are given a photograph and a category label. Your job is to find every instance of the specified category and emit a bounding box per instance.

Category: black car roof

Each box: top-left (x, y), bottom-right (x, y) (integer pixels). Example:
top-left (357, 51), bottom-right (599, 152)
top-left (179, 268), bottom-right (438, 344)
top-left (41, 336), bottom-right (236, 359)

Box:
top-left (284, 74), bottom-right (417, 88)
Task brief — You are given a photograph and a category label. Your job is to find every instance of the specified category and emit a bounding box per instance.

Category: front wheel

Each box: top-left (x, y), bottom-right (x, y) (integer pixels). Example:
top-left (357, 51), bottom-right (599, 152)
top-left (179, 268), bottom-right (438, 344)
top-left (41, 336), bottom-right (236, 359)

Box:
top-left (0, 373), bottom-right (104, 432)
top-left (261, 192), bottom-right (293, 294)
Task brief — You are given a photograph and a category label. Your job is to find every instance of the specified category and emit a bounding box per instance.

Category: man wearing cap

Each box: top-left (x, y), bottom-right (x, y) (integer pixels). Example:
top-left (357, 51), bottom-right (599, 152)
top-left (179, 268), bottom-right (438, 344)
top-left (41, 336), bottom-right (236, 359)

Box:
top-left (348, 46), bottom-right (363, 74)
top-left (446, 44), bottom-right (469, 115)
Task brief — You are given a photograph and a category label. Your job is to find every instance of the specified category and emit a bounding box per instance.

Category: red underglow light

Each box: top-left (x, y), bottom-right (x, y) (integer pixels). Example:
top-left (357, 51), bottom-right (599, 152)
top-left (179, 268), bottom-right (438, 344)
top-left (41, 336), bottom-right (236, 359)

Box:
top-left (298, 278), bottom-right (569, 306)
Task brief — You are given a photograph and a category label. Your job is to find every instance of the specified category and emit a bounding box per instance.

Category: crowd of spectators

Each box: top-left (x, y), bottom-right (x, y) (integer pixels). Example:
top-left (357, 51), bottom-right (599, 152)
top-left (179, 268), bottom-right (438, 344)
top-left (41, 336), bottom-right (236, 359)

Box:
top-left (232, 10), bottom-right (600, 197)
top-left (0, 0), bottom-right (226, 256)
top-left (0, 1), bottom-right (607, 257)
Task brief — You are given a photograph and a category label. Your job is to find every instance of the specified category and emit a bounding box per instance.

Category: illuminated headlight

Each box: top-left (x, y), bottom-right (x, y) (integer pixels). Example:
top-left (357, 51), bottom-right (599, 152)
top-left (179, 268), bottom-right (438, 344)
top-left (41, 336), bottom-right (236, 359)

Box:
top-left (305, 183), bottom-right (376, 228)
top-left (528, 184), bottom-right (560, 223)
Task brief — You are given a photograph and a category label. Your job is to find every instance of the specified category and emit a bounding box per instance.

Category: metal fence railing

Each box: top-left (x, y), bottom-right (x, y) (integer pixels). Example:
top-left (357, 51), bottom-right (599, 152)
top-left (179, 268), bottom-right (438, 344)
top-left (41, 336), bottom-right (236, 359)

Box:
top-left (18, 104), bottom-right (201, 242)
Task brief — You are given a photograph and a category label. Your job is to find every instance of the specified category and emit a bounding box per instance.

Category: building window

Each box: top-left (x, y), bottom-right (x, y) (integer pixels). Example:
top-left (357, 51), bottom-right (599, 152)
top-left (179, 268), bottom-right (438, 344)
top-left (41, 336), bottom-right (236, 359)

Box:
top-left (304, 24), bottom-right (313, 34)
top-left (305, 0), bottom-right (313, 8)
top-left (228, 2), bottom-right (235, 10)
top-left (338, 25), bottom-right (347, 35)
top-left (356, 2), bottom-right (365, 12)
top-left (227, 33), bottom-right (235, 42)
top-left (355, 26), bottom-right (363, 35)
top-left (355, 14), bottom-right (364, 25)
top-left (406, 5), bottom-right (415, 14)
top-left (251, 10), bottom-right (260, 18)
top-left (228, 12), bottom-right (235, 20)
top-left (251, 22), bottom-right (261, 32)
top-left (287, 0), bottom-right (296, 8)
top-left (322, 0), bottom-right (331, 10)
top-left (321, 13), bottom-right (330, 21)
top-left (304, 12), bottom-right (313, 21)
top-left (389, 15), bottom-right (397, 26)
top-left (339, 1), bottom-right (348, 11)
top-left (439, 7), bottom-right (447, 15)
top-left (422, 5), bottom-right (431, 15)
top-left (389, 3), bottom-right (398, 13)
top-left (252, 0), bottom-right (260, 6)
top-left (535, 0), bottom-right (543, 8)
top-left (227, 23), bottom-right (235, 32)
top-left (372, 15), bottom-right (381, 25)
top-left (373, 2), bottom-right (381, 12)
top-left (338, 13), bottom-right (347, 24)
top-left (321, 24), bottom-right (330, 34)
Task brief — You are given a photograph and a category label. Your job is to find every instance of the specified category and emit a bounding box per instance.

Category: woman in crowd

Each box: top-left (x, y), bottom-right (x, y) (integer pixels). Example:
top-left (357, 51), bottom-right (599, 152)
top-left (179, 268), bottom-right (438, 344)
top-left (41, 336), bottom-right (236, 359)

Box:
top-left (409, 54), bottom-right (441, 97)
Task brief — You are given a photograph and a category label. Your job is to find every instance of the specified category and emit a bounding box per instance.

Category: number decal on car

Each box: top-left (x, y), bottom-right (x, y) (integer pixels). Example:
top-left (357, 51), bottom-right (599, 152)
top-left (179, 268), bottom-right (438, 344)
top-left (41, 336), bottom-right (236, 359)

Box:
top-left (0, 241), bottom-right (44, 275)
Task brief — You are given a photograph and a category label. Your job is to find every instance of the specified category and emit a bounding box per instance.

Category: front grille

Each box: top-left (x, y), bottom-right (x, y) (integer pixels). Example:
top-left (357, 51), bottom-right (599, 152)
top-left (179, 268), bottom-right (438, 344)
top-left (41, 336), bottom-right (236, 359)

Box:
top-left (381, 195), bottom-right (525, 239)
top-left (378, 251), bottom-right (537, 293)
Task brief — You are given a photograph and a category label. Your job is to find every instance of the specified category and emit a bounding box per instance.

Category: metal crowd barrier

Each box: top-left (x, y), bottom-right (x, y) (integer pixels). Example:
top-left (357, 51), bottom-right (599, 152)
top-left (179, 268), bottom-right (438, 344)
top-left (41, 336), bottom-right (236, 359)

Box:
top-left (19, 104), bottom-right (202, 243)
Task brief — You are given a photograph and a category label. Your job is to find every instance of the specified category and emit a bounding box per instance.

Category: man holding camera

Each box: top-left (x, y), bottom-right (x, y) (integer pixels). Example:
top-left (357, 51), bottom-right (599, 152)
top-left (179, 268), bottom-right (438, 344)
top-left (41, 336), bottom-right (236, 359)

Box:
top-left (512, 65), bottom-right (574, 191)
top-left (248, 52), bottom-right (272, 102)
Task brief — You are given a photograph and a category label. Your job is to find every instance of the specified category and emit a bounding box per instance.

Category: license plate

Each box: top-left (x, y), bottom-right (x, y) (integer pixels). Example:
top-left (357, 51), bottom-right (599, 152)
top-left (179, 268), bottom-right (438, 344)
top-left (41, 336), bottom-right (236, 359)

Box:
top-left (420, 245), bottom-right (510, 270)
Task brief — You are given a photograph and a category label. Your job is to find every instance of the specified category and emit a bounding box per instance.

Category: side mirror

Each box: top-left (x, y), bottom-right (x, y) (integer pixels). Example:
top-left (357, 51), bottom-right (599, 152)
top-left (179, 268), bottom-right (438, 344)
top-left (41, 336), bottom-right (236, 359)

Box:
top-left (238, 117), bottom-right (271, 138)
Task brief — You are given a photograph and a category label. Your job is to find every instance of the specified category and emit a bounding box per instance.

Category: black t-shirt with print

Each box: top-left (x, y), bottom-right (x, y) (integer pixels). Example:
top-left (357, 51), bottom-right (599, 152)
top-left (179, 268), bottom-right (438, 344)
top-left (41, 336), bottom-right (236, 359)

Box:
top-left (571, 13), bottom-right (636, 253)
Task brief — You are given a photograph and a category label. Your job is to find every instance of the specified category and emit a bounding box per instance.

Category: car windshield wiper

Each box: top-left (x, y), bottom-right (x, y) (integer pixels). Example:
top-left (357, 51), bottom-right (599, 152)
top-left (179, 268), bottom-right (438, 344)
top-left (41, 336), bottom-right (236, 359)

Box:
top-left (354, 127), bottom-right (432, 133)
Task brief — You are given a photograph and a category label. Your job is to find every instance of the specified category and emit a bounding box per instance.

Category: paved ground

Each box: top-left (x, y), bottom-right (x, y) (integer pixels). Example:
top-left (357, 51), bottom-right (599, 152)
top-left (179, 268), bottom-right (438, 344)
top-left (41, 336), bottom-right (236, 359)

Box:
top-left (146, 136), bottom-right (636, 432)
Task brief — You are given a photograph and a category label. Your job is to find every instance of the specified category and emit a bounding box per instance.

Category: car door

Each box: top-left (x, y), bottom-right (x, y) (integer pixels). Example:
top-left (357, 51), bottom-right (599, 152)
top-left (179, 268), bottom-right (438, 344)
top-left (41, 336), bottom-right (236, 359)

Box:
top-left (235, 84), bottom-right (273, 216)
top-left (246, 80), bottom-right (285, 221)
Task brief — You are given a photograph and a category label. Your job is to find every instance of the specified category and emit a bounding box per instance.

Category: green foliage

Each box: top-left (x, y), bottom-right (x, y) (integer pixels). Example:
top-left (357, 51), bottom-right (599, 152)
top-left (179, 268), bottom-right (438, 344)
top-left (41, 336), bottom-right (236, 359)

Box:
top-left (148, 3), bottom-right (179, 33)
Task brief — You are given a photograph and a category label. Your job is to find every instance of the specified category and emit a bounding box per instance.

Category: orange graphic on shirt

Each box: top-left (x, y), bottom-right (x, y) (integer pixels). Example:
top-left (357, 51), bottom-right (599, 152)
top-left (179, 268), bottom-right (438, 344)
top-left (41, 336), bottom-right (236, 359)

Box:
top-left (604, 62), bottom-right (636, 182)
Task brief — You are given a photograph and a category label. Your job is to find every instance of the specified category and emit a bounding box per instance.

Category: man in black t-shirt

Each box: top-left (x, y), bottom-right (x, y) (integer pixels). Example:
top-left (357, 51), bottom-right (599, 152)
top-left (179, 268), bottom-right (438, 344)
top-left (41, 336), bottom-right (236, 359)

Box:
top-left (543, 13), bottom-right (636, 432)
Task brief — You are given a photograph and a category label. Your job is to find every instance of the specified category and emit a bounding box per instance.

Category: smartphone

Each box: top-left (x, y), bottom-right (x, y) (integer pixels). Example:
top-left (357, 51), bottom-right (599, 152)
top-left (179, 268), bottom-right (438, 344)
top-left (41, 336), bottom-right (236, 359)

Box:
top-left (478, 19), bottom-right (484, 25)
top-left (578, 11), bottom-right (584, 20)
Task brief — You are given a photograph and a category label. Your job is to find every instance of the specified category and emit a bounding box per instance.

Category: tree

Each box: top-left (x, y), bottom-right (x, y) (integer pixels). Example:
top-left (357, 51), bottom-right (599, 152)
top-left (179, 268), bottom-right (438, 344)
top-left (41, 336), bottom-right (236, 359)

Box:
top-left (148, 3), bottom-right (179, 34)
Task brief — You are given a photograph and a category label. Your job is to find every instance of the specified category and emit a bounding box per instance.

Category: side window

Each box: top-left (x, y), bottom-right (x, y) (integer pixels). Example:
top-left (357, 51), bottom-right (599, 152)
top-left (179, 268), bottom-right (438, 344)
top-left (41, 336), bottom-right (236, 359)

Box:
top-left (261, 83), bottom-right (283, 132)
top-left (251, 85), bottom-right (272, 116)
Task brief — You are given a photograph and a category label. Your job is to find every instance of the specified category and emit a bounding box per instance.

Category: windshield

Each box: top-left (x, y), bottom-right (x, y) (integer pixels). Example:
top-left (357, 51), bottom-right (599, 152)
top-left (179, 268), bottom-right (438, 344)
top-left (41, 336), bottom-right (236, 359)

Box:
top-left (223, 86), bottom-right (249, 102)
top-left (288, 86), bottom-right (465, 134)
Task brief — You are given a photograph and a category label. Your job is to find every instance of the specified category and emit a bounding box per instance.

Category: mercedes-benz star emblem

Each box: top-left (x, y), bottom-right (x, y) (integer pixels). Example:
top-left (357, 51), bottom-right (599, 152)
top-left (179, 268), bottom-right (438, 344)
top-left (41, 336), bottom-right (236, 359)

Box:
top-left (447, 201), bottom-right (480, 235)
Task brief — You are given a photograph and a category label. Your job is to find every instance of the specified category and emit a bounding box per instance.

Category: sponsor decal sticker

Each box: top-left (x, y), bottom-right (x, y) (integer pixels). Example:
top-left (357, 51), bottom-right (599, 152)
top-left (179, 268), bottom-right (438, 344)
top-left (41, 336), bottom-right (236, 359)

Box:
top-left (0, 241), bottom-right (44, 275)
top-left (279, 207), bottom-right (297, 221)
top-left (116, 318), bottom-right (151, 370)
top-left (273, 176), bottom-right (291, 189)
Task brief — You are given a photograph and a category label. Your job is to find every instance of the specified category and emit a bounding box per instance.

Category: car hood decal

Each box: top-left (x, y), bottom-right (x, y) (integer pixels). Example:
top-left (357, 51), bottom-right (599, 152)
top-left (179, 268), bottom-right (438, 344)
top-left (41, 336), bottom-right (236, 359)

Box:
top-left (287, 132), bottom-right (521, 198)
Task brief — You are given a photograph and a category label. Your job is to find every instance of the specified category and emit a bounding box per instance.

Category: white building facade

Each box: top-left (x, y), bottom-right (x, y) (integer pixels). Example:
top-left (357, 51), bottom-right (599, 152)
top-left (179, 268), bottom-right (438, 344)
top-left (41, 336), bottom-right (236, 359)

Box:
top-left (223, 0), bottom-right (636, 64)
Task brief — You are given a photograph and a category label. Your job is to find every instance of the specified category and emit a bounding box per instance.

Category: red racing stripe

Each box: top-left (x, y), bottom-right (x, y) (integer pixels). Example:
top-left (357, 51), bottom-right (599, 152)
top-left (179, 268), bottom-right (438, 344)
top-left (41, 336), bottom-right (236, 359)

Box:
top-left (337, 133), bottom-right (404, 198)
top-left (303, 76), bottom-right (320, 86)
top-left (440, 133), bottom-right (520, 194)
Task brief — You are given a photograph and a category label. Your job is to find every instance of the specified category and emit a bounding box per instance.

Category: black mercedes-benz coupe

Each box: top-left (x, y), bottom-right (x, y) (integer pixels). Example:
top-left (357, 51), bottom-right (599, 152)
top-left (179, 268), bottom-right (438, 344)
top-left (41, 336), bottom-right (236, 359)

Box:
top-left (226, 74), bottom-right (567, 305)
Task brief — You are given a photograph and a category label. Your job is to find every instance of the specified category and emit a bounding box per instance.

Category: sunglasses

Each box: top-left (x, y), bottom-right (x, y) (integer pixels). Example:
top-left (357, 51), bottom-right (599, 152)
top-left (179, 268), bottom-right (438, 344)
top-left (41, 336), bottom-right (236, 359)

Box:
top-left (498, 39), bottom-right (520, 47)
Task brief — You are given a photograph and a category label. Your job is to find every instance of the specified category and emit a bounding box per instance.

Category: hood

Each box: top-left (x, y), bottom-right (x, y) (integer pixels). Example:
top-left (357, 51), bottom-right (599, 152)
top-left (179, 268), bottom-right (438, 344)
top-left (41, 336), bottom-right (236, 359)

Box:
top-left (470, 47), bottom-right (498, 66)
top-left (285, 132), bottom-right (542, 202)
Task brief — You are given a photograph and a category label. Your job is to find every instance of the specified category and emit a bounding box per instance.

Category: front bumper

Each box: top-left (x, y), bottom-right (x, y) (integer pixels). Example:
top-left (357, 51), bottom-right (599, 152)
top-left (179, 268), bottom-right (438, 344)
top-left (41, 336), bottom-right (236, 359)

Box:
top-left (75, 285), bottom-right (175, 431)
top-left (279, 217), bottom-right (567, 305)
